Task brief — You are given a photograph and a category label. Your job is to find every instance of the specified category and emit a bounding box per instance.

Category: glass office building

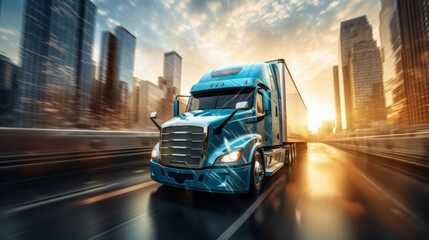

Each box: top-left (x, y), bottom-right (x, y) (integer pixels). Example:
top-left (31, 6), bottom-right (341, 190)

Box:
top-left (332, 66), bottom-right (342, 132)
top-left (95, 27), bottom-right (136, 128)
top-left (338, 16), bottom-right (374, 130)
top-left (379, 0), bottom-right (408, 125)
top-left (348, 40), bottom-right (386, 129)
top-left (18, 0), bottom-right (96, 128)
top-left (76, 0), bottom-right (97, 121)
top-left (115, 27), bottom-right (136, 127)
top-left (380, 0), bottom-right (429, 125)
top-left (163, 51), bottom-right (182, 94)
top-left (0, 55), bottom-right (19, 124)
top-left (97, 31), bottom-right (118, 108)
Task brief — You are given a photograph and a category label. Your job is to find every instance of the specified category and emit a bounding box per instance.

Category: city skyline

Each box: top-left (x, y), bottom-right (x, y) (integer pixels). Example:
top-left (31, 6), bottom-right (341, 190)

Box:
top-left (0, 0), bottom-right (384, 132)
top-left (2, 0), bottom-right (427, 133)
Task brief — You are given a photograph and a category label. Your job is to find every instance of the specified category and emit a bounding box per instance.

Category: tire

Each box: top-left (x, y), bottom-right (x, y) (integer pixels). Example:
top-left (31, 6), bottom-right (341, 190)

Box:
top-left (286, 145), bottom-right (292, 165)
top-left (291, 144), bottom-right (295, 162)
top-left (249, 150), bottom-right (265, 195)
top-left (292, 143), bottom-right (297, 161)
top-left (294, 144), bottom-right (298, 160)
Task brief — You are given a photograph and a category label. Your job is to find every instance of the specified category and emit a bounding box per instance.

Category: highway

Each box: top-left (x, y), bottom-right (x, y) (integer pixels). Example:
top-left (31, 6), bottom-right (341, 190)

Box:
top-left (1, 143), bottom-right (428, 240)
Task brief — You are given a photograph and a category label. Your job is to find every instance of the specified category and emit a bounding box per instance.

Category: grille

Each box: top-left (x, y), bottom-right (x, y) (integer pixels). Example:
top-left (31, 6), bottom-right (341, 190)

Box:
top-left (160, 125), bottom-right (207, 168)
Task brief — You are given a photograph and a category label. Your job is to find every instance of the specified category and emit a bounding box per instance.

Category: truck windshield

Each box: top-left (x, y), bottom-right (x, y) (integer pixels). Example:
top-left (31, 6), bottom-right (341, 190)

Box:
top-left (186, 88), bottom-right (254, 111)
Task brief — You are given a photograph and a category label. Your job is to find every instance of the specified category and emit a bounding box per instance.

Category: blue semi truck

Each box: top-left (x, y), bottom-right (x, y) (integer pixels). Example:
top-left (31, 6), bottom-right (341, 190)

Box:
top-left (149, 59), bottom-right (308, 194)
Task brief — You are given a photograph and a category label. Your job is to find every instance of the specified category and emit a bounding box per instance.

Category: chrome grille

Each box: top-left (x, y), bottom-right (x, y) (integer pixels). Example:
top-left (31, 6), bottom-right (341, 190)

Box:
top-left (160, 125), bottom-right (207, 168)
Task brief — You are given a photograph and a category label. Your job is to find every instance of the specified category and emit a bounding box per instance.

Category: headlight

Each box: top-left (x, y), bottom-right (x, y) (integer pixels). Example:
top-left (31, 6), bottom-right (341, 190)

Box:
top-left (215, 148), bottom-right (243, 163)
top-left (151, 148), bottom-right (158, 159)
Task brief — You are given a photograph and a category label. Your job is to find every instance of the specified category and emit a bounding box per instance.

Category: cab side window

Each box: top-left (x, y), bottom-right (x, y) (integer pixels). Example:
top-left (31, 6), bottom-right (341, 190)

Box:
top-left (256, 90), bottom-right (264, 115)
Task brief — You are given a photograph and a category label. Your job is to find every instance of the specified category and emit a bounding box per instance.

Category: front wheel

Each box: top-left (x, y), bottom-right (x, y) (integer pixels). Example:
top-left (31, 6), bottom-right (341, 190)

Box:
top-left (249, 151), bottom-right (264, 195)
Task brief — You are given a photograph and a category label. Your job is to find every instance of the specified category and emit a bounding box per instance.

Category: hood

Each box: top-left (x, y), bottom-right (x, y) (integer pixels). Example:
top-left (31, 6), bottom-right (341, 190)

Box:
top-left (162, 108), bottom-right (255, 145)
top-left (163, 109), bottom-right (238, 128)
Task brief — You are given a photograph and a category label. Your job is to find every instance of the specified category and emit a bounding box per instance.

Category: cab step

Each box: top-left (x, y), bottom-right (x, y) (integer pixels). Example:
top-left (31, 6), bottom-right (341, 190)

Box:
top-left (265, 162), bottom-right (284, 176)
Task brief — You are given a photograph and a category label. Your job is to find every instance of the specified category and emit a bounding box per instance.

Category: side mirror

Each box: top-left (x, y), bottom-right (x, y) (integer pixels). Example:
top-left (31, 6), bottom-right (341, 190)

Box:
top-left (235, 101), bottom-right (248, 110)
top-left (174, 95), bottom-right (191, 116)
top-left (150, 112), bottom-right (161, 131)
top-left (173, 99), bottom-right (179, 117)
top-left (262, 91), bottom-right (271, 112)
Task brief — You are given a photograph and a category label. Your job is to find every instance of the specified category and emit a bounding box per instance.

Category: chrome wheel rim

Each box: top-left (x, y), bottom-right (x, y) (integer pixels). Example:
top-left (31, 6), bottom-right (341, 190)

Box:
top-left (254, 156), bottom-right (264, 186)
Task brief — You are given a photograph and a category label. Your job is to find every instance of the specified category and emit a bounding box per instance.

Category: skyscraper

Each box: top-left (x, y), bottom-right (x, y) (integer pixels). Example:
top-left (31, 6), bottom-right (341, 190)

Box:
top-left (18, 0), bottom-right (96, 128)
top-left (97, 31), bottom-right (118, 108)
top-left (338, 16), bottom-right (377, 130)
top-left (163, 51), bottom-right (182, 94)
top-left (379, 0), bottom-right (429, 125)
top-left (0, 54), bottom-right (19, 125)
top-left (96, 27), bottom-right (136, 128)
top-left (133, 77), bottom-right (166, 128)
top-left (76, 1), bottom-right (97, 121)
top-left (318, 120), bottom-right (335, 137)
top-left (115, 27), bottom-right (136, 127)
top-left (332, 66), bottom-right (342, 132)
top-left (348, 40), bottom-right (386, 129)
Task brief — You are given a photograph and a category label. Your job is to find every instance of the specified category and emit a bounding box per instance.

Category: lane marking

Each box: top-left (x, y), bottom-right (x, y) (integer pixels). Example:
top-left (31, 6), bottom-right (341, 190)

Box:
top-left (3, 174), bottom-right (153, 215)
top-left (354, 169), bottom-right (429, 232)
top-left (3, 183), bottom-right (119, 215)
top-left (217, 178), bottom-right (281, 240)
top-left (78, 181), bottom-right (158, 205)
top-left (88, 204), bottom-right (168, 240)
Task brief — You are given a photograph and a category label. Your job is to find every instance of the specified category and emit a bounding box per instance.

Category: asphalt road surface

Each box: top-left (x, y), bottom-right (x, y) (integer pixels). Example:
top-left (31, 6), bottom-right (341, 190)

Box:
top-left (1, 143), bottom-right (428, 240)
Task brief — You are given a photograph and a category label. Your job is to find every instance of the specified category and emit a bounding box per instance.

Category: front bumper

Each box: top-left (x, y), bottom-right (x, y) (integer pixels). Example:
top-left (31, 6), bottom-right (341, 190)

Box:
top-left (150, 160), bottom-right (252, 194)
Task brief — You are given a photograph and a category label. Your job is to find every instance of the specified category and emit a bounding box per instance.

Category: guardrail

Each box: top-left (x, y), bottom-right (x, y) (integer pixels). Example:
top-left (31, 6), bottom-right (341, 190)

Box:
top-left (326, 132), bottom-right (429, 180)
top-left (0, 128), bottom-right (159, 183)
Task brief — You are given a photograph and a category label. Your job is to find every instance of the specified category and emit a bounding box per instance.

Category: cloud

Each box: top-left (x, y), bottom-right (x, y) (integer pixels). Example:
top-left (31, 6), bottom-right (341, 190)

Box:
top-left (177, 0), bottom-right (190, 10)
top-left (160, 0), bottom-right (175, 9)
top-left (97, 9), bottom-right (108, 16)
top-left (208, 2), bottom-right (220, 12)
top-left (320, 0), bottom-right (340, 14)
top-left (106, 17), bottom-right (120, 28)
top-left (177, 23), bottom-right (191, 33)
top-left (327, 0), bottom-right (340, 10)
top-left (0, 27), bottom-right (17, 35)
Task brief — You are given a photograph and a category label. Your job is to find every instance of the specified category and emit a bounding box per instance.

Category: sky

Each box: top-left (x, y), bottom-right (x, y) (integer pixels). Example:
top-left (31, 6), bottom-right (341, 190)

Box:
top-left (0, 0), bottom-right (382, 133)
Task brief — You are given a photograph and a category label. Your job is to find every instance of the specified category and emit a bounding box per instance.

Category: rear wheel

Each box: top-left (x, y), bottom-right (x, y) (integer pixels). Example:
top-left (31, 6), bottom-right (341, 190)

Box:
top-left (286, 145), bottom-right (292, 165)
top-left (292, 143), bottom-right (297, 162)
top-left (249, 151), bottom-right (264, 195)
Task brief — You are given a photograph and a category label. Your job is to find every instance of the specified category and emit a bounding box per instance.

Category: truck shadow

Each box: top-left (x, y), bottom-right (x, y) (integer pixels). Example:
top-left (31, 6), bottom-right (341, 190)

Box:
top-left (147, 164), bottom-right (302, 239)
top-left (148, 147), bottom-right (307, 214)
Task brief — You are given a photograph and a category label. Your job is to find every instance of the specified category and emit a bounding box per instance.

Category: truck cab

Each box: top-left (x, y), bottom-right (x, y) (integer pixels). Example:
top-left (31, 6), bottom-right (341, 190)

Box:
top-left (150, 61), bottom-right (302, 194)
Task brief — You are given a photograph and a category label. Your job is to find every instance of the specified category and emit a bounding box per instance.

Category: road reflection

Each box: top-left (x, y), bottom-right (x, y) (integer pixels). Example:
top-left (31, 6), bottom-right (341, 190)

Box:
top-left (147, 185), bottom-right (257, 239)
top-left (1, 143), bottom-right (427, 240)
top-left (295, 145), bottom-right (357, 239)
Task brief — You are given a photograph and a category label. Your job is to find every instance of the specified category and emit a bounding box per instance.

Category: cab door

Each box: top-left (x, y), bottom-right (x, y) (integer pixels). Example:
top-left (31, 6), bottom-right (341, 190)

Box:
top-left (255, 89), bottom-right (268, 146)
top-left (269, 74), bottom-right (280, 146)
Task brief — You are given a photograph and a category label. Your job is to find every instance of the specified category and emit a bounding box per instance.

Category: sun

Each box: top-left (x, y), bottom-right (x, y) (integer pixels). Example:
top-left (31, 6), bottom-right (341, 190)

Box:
top-left (307, 109), bottom-right (335, 134)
